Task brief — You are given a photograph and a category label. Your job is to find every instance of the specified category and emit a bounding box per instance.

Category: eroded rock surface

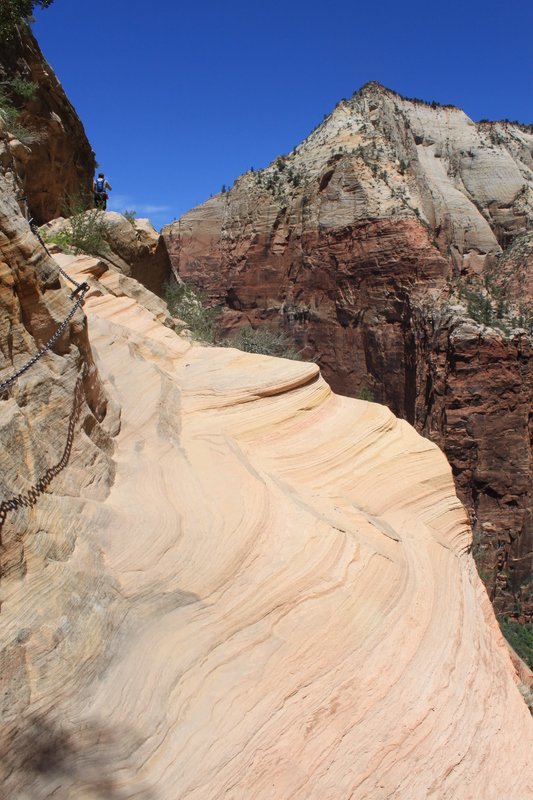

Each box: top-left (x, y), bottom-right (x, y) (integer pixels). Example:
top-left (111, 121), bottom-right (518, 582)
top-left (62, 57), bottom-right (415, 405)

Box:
top-left (0, 26), bottom-right (95, 223)
top-left (42, 211), bottom-right (173, 298)
top-left (1, 239), bottom-right (532, 798)
top-left (163, 82), bottom-right (533, 618)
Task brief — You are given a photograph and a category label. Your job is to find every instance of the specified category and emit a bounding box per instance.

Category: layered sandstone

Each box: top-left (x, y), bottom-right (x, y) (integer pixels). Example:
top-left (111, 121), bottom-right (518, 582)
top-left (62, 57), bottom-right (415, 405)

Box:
top-left (0, 172), bottom-right (116, 585)
top-left (41, 211), bottom-right (173, 298)
top-left (163, 83), bottom-right (533, 619)
top-left (0, 26), bottom-right (95, 223)
top-left (1, 230), bottom-right (532, 797)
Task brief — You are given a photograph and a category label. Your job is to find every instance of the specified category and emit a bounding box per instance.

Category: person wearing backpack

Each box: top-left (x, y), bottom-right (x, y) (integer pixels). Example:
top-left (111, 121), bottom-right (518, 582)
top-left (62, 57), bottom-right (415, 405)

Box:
top-left (93, 172), bottom-right (112, 210)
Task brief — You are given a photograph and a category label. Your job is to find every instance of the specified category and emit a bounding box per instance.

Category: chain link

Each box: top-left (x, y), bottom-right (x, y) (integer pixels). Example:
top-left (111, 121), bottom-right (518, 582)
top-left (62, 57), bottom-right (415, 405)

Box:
top-left (0, 285), bottom-right (89, 393)
top-left (29, 219), bottom-right (83, 290)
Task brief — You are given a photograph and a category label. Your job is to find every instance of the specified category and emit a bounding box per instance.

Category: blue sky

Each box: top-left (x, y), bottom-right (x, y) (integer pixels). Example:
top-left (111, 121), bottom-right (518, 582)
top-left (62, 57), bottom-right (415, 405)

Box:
top-left (34, 0), bottom-right (533, 231)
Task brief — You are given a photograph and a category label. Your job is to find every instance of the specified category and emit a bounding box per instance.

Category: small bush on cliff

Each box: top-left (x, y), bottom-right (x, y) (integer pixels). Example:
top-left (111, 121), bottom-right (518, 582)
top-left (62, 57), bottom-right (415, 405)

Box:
top-left (225, 325), bottom-right (301, 360)
top-left (165, 280), bottom-right (217, 343)
top-left (0, 78), bottom-right (41, 143)
top-left (357, 385), bottom-right (375, 402)
top-left (499, 617), bottom-right (533, 671)
top-left (47, 195), bottom-right (109, 257)
top-left (0, 0), bottom-right (54, 42)
top-left (466, 292), bottom-right (493, 326)
top-left (123, 209), bottom-right (137, 226)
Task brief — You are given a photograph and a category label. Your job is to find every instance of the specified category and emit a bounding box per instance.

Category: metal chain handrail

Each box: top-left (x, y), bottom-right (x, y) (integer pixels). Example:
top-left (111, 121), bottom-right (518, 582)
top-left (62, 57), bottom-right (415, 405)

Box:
top-left (0, 284), bottom-right (88, 393)
top-left (29, 219), bottom-right (84, 290)
top-left (1, 204), bottom-right (89, 394)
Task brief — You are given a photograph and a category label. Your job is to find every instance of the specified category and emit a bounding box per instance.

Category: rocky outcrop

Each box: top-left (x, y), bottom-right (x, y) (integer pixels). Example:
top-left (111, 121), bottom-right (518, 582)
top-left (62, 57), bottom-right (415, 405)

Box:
top-left (0, 26), bottom-right (95, 223)
top-left (0, 173), bottom-right (116, 586)
top-left (42, 211), bottom-right (173, 297)
top-left (1, 232), bottom-right (532, 797)
top-left (163, 82), bottom-right (533, 619)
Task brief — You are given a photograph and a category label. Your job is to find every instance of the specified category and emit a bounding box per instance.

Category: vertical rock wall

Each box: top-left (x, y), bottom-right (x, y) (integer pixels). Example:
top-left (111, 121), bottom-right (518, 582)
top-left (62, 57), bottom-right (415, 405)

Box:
top-left (0, 26), bottom-right (95, 223)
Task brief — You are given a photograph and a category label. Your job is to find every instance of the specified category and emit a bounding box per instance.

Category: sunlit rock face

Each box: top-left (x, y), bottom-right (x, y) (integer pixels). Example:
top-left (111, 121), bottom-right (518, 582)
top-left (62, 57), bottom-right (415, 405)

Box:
top-left (41, 211), bottom-right (173, 298)
top-left (0, 174), bottom-right (117, 582)
top-left (1, 224), bottom-right (532, 797)
top-left (163, 82), bottom-right (533, 619)
top-left (0, 27), bottom-right (95, 223)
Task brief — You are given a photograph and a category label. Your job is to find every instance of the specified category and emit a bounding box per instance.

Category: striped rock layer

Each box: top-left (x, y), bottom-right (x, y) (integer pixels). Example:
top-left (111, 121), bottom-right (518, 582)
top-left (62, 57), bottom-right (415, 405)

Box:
top-left (163, 83), bottom-right (533, 619)
top-left (1, 239), bottom-right (532, 798)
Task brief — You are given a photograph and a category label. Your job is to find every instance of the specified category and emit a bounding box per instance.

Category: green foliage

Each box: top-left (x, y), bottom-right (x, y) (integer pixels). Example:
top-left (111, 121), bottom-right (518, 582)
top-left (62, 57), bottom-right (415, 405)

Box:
top-left (357, 385), bottom-right (375, 402)
top-left (225, 325), bottom-right (301, 360)
top-left (498, 617), bottom-right (533, 671)
top-left (0, 77), bottom-right (40, 143)
top-left (165, 280), bottom-right (216, 343)
top-left (0, 0), bottom-right (54, 41)
top-left (7, 77), bottom-right (38, 99)
top-left (466, 291), bottom-right (493, 325)
top-left (123, 209), bottom-right (137, 226)
top-left (47, 195), bottom-right (108, 256)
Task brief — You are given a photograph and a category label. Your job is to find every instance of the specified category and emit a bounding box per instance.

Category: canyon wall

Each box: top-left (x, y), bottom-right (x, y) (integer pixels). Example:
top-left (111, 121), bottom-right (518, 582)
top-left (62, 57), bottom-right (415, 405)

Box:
top-left (0, 25), bottom-right (95, 223)
top-left (163, 83), bottom-right (533, 619)
top-left (1, 33), bottom-right (531, 797)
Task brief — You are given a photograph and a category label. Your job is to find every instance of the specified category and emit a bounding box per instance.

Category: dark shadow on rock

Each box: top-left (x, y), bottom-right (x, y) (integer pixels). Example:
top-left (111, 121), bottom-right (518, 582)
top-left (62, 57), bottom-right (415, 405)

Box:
top-left (5, 711), bottom-right (157, 799)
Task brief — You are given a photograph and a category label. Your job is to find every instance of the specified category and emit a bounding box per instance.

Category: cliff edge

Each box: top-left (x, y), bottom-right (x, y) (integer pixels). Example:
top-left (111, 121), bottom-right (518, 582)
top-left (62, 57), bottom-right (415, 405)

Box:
top-left (1, 201), bottom-right (533, 797)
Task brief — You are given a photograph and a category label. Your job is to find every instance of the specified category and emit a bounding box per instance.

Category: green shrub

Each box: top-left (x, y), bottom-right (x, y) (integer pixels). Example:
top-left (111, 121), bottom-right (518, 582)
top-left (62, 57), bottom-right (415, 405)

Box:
top-left (225, 324), bottom-right (300, 359)
top-left (466, 290), bottom-right (493, 325)
top-left (165, 280), bottom-right (216, 343)
top-left (357, 385), bottom-right (375, 402)
top-left (7, 77), bottom-right (38, 99)
top-left (123, 209), bottom-right (137, 226)
top-left (0, 78), bottom-right (41, 143)
top-left (46, 195), bottom-right (108, 256)
top-left (498, 617), bottom-right (533, 671)
top-left (0, 0), bottom-right (54, 42)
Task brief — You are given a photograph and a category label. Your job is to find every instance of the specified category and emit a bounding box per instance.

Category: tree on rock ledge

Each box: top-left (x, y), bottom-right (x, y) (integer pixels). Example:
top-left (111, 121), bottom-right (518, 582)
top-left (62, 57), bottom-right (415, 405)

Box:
top-left (0, 1), bottom-right (54, 42)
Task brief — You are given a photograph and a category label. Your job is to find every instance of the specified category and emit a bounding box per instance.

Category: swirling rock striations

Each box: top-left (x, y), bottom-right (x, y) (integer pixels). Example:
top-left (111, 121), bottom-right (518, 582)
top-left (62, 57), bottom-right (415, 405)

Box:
top-left (162, 82), bottom-right (533, 619)
top-left (0, 242), bottom-right (532, 798)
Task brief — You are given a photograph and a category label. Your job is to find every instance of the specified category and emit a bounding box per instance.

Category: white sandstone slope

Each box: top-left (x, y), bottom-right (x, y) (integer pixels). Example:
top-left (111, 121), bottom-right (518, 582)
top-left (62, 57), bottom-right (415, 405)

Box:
top-left (209, 82), bottom-right (533, 272)
top-left (1, 251), bottom-right (532, 799)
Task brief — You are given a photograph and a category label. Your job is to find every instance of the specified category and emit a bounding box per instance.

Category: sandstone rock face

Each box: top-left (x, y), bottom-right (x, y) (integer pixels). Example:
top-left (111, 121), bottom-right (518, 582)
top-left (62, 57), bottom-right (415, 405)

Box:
top-left (163, 83), bottom-right (533, 619)
top-left (0, 173), bottom-right (116, 586)
top-left (0, 27), bottom-right (95, 223)
top-left (101, 213), bottom-right (173, 297)
top-left (1, 233), bottom-right (532, 797)
top-left (41, 211), bottom-right (173, 297)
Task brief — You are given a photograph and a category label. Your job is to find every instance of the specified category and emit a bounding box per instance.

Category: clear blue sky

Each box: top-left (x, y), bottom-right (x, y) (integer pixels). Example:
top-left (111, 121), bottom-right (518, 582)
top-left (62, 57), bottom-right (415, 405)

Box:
top-left (34, 0), bottom-right (533, 231)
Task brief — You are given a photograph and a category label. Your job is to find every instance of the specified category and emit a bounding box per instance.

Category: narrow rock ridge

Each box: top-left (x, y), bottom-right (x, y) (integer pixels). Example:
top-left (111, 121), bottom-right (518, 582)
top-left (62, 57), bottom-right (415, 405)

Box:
top-left (163, 82), bottom-right (533, 619)
top-left (1, 244), bottom-right (532, 798)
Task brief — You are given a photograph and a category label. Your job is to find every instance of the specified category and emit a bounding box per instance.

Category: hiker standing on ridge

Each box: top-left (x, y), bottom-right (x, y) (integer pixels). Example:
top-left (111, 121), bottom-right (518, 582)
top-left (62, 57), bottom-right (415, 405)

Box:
top-left (93, 172), bottom-right (112, 210)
